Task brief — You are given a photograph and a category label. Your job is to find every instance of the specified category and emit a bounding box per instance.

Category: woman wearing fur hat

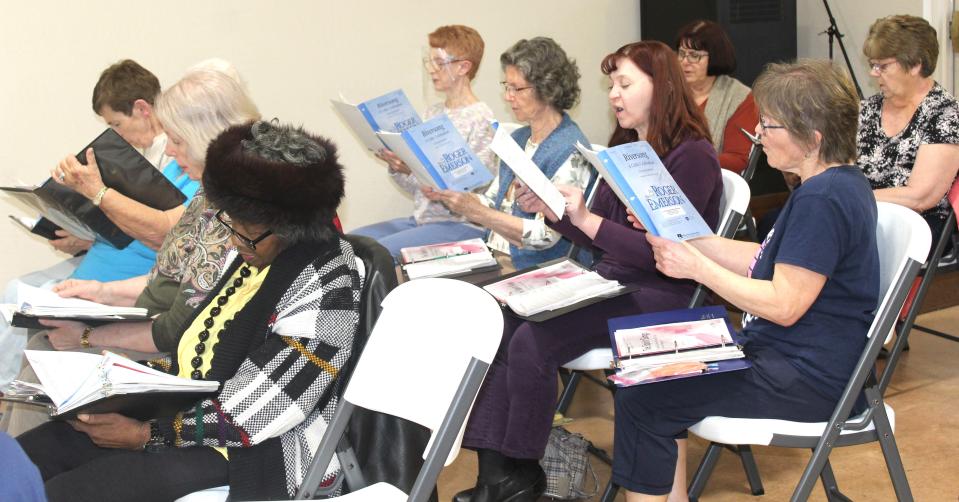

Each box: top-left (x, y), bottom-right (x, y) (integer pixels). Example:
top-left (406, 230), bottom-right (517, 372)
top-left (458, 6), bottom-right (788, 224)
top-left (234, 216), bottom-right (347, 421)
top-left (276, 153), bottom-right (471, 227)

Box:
top-left (17, 120), bottom-right (364, 502)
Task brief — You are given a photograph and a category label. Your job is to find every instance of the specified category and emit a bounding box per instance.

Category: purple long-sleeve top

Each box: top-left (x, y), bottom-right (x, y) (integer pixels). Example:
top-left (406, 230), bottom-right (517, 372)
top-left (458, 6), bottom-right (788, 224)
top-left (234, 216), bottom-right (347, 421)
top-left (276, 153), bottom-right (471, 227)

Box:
top-left (550, 138), bottom-right (723, 291)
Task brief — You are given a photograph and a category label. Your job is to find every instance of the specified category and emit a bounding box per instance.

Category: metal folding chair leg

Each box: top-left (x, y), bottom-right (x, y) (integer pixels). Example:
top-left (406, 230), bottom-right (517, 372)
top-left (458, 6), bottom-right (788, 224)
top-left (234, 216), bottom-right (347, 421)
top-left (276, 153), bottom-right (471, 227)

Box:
top-left (818, 458), bottom-right (851, 502)
top-left (688, 442), bottom-right (724, 501)
top-left (736, 445), bottom-right (765, 496)
top-left (555, 369), bottom-right (582, 415)
top-left (869, 389), bottom-right (914, 501)
top-left (599, 478), bottom-right (619, 502)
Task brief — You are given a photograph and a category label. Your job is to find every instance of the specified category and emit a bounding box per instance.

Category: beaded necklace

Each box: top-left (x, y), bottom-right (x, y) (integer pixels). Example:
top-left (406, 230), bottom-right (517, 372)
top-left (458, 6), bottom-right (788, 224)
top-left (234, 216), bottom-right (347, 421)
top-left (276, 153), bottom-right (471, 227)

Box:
top-left (190, 265), bottom-right (252, 380)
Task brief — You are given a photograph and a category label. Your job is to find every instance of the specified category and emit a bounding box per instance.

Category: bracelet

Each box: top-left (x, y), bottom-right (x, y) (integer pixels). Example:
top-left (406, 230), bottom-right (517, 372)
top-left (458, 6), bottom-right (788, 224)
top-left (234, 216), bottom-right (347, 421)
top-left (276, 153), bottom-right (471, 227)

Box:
top-left (92, 186), bottom-right (110, 206)
top-left (80, 326), bottom-right (93, 348)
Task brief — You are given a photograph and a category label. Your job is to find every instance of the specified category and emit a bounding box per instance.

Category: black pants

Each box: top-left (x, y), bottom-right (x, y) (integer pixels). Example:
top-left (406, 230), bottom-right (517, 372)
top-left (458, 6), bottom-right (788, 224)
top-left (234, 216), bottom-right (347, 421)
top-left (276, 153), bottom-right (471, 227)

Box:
top-left (18, 421), bottom-right (229, 502)
top-left (611, 346), bottom-right (843, 496)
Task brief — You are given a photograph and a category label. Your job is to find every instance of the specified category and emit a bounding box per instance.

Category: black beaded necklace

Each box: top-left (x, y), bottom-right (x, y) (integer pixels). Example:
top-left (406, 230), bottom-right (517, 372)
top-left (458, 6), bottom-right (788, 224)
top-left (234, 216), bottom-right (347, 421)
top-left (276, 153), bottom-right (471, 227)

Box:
top-left (190, 265), bottom-right (252, 380)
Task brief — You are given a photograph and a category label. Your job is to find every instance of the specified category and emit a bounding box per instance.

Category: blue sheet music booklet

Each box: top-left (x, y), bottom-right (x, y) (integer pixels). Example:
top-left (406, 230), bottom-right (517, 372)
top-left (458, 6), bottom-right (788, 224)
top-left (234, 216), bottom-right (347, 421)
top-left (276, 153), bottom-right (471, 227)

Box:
top-left (575, 141), bottom-right (713, 241)
top-left (607, 305), bottom-right (750, 387)
top-left (331, 90), bottom-right (421, 152)
top-left (376, 114), bottom-right (494, 192)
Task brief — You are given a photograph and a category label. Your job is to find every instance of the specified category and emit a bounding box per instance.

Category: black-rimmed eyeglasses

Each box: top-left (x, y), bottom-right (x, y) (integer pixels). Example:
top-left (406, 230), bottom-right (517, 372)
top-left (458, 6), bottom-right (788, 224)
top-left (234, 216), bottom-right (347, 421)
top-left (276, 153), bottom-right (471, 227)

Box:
top-left (215, 210), bottom-right (273, 250)
top-left (677, 49), bottom-right (708, 63)
top-left (759, 115), bottom-right (787, 133)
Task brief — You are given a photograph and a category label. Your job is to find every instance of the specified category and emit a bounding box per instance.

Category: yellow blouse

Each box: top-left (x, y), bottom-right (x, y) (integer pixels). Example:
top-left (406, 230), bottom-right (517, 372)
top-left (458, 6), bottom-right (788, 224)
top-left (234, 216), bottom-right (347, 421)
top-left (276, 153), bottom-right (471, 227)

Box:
top-left (176, 263), bottom-right (270, 459)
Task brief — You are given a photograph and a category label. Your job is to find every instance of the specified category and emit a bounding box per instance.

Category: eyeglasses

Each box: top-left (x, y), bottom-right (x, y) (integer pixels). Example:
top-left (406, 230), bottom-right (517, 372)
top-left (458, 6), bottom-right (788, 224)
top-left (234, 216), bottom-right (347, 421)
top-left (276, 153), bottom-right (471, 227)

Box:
top-left (759, 115), bottom-right (787, 133)
top-left (868, 60), bottom-right (896, 74)
top-left (423, 56), bottom-right (462, 71)
top-left (677, 49), bottom-right (708, 63)
top-left (215, 210), bottom-right (273, 250)
top-left (500, 82), bottom-right (534, 97)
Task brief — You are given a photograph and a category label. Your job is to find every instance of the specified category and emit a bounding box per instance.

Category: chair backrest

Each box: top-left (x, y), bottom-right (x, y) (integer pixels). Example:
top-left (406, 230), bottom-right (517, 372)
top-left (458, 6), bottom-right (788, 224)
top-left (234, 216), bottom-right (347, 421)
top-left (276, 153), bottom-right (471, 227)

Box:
top-left (716, 169), bottom-right (751, 239)
top-left (687, 170), bottom-right (751, 308)
top-left (871, 202), bottom-right (932, 340)
top-left (788, 201), bottom-right (929, 501)
top-left (343, 279), bottom-right (503, 463)
top-left (342, 234), bottom-right (399, 365)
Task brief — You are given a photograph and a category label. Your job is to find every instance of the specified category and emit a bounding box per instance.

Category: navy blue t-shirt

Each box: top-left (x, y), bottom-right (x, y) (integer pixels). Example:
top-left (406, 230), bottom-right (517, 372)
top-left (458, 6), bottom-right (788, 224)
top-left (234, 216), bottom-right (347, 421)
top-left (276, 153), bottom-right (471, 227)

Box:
top-left (739, 166), bottom-right (879, 402)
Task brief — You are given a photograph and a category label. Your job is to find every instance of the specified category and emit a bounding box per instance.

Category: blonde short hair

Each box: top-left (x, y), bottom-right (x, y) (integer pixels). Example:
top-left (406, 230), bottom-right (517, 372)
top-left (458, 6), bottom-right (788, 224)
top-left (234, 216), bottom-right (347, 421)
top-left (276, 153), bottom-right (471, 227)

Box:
top-left (155, 69), bottom-right (261, 168)
top-left (863, 15), bottom-right (938, 77)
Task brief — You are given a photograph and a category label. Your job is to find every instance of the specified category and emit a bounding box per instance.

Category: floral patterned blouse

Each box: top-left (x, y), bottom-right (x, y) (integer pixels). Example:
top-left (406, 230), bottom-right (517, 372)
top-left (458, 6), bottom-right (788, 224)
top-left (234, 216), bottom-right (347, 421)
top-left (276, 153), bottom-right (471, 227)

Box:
top-left (857, 82), bottom-right (959, 219)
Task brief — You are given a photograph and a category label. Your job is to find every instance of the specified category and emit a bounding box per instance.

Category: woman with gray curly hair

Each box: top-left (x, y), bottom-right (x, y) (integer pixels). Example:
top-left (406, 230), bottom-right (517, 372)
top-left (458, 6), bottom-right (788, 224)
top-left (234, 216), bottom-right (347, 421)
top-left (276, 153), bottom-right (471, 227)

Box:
top-left (425, 36), bottom-right (594, 270)
top-left (18, 120), bottom-right (363, 502)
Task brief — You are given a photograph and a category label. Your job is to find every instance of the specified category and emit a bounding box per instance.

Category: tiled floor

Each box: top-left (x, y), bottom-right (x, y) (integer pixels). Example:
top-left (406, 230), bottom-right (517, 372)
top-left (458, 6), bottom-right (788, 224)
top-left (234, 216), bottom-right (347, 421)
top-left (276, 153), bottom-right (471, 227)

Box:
top-left (436, 305), bottom-right (959, 501)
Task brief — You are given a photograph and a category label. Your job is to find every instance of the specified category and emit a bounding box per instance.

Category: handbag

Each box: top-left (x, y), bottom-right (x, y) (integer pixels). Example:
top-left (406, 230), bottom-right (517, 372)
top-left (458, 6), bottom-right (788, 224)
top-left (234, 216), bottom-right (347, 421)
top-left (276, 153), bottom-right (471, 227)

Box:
top-left (539, 426), bottom-right (598, 499)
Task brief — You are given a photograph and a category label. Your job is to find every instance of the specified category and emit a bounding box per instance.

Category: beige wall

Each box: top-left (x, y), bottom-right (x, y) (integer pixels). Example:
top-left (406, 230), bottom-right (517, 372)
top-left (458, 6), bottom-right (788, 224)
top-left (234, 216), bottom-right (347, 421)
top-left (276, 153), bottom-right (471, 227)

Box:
top-left (0, 0), bottom-right (641, 287)
top-left (796, 0), bottom-right (924, 97)
top-left (1, 1), bottom-right (951, 289)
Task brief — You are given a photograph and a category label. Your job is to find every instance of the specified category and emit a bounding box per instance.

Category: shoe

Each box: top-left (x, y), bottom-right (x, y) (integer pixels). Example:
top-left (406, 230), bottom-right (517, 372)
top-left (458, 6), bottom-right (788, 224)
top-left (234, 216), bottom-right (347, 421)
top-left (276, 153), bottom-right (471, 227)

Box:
top-left (452, 465), bottom-right (545, 502)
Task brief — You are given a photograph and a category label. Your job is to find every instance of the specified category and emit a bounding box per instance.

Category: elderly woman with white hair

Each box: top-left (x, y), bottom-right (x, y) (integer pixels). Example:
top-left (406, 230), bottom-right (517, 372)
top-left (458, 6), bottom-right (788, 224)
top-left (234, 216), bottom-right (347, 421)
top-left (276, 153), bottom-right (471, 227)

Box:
top-left (1, 67), bottom-right (262, 436)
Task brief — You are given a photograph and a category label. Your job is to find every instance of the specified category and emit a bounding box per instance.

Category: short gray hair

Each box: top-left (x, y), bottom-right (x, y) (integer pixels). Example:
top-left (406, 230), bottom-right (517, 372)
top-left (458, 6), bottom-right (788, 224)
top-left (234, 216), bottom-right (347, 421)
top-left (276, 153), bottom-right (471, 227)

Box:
top-left (753, 59), bottom-right (859, 165)
top-left (500, 37), bottom-right (580, 111)
top-left (155, 69), bottom-right (261, 168)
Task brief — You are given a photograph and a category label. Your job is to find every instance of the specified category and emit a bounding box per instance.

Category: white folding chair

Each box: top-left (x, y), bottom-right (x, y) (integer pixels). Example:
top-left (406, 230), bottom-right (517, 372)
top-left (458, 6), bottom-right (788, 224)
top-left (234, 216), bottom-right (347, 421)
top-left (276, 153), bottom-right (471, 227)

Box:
top-left (291, 278), bottom-right (504, 501)
top-left (556, 169), bottom-right (750, 502)
top-left (686, 201), bottom-right (930, 502)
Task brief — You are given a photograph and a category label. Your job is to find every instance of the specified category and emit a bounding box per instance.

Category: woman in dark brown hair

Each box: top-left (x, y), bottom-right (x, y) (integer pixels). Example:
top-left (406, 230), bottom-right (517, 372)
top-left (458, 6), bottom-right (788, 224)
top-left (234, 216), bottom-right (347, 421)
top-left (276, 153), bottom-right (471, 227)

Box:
top-left (675, 20), bottom-right (758, 174)
top-left (452, 40), bottom-right (722, 502)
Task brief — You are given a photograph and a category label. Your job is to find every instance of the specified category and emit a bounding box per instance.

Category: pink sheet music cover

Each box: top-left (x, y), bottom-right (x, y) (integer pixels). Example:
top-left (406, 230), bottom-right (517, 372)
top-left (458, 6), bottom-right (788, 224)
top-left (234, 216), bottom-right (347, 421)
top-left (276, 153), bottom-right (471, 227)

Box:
top-left (400, 238), bottom-right (489, 264)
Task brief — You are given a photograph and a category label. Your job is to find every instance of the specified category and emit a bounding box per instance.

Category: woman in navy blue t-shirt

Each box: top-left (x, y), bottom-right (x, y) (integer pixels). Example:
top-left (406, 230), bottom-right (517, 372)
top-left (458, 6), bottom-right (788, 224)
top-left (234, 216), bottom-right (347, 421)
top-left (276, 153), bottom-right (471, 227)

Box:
top-left (613, 60), bottom-right (880, 500)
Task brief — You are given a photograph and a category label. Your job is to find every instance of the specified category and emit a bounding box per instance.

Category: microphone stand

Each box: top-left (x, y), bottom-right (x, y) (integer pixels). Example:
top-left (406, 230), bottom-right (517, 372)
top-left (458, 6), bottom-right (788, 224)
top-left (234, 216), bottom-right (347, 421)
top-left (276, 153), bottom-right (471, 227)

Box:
top-left (820, 0), bottom-right (863, 99)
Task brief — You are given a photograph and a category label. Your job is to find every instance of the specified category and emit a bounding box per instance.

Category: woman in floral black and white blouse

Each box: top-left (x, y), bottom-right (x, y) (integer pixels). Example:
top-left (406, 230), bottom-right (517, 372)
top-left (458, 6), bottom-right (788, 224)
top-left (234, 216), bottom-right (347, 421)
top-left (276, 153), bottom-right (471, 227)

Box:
top-left (858, 14), bottom-right (959, 237)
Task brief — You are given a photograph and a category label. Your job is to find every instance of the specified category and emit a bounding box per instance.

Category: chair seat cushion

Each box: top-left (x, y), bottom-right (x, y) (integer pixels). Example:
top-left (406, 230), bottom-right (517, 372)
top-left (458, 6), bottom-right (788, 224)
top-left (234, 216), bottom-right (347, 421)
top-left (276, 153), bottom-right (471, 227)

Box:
top-left (174, 485), bottom-right (228, 502)
top-left (563, 348), bottom-right (614, 371)
top-left (328, 482), bottom-right (408, 501)
top-left (689, 403), bottom-right (895, 446)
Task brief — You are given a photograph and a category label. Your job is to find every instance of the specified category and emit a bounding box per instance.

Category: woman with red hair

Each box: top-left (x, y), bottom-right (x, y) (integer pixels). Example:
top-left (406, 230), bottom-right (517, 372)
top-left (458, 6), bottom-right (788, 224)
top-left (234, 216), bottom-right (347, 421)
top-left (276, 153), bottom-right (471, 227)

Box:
top-left (452, 41), bottom-right (722, 502)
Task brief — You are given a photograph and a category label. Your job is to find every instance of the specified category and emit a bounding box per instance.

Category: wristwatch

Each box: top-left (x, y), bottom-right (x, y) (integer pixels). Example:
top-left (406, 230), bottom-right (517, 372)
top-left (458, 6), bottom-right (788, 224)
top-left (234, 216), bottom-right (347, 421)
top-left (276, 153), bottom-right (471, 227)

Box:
top-left (144, 419), bottom-right (170, 452)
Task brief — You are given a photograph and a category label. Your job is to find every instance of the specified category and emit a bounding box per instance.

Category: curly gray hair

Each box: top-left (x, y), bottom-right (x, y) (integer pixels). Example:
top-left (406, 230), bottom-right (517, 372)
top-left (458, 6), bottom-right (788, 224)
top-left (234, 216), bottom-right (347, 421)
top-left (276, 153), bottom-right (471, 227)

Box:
top-left (500, 37), bottom-right (580, 111)
top-left (241, 119), bottom-right (329, 166)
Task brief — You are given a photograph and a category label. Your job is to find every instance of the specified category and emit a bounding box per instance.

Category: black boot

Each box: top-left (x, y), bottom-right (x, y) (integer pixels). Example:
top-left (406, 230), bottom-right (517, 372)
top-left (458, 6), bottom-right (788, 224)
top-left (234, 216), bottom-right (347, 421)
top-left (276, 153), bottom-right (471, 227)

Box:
top-left (452, 451), bottom-right (546, 502)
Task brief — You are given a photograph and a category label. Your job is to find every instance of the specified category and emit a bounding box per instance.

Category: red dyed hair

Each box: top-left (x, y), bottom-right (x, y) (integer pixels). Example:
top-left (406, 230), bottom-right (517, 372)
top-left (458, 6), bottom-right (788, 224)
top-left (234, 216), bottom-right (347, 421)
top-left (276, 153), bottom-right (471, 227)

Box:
top-left (601, 41), bottom-right (711, 156)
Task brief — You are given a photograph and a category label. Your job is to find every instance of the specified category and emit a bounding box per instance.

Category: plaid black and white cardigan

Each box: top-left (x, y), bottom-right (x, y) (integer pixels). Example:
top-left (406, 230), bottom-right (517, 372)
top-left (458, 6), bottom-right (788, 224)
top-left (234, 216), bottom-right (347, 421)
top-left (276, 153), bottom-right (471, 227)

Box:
top-left (158, 236), bottom-right (363, 500)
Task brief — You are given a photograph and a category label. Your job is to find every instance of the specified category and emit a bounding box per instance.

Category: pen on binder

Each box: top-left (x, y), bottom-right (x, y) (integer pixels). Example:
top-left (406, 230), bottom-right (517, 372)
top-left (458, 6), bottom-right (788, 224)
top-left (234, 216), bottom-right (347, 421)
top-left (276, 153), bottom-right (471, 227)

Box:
top-left (406, 251), bottom-right (470, 264)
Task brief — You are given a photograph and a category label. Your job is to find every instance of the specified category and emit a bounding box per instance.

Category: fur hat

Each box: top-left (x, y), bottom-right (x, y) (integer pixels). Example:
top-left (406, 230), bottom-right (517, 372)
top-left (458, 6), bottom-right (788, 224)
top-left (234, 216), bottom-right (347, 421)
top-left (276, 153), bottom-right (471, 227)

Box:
top-left (203, 120), bottom-right (344, 243)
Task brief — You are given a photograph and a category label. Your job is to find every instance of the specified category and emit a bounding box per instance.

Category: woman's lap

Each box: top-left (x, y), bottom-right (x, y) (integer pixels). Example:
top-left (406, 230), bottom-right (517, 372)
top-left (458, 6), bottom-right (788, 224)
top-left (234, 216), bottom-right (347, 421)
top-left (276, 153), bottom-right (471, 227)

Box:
top-left (19, 420), bottom-right (228, 502)
top-left (612, 347), bottom-right (839, 494)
